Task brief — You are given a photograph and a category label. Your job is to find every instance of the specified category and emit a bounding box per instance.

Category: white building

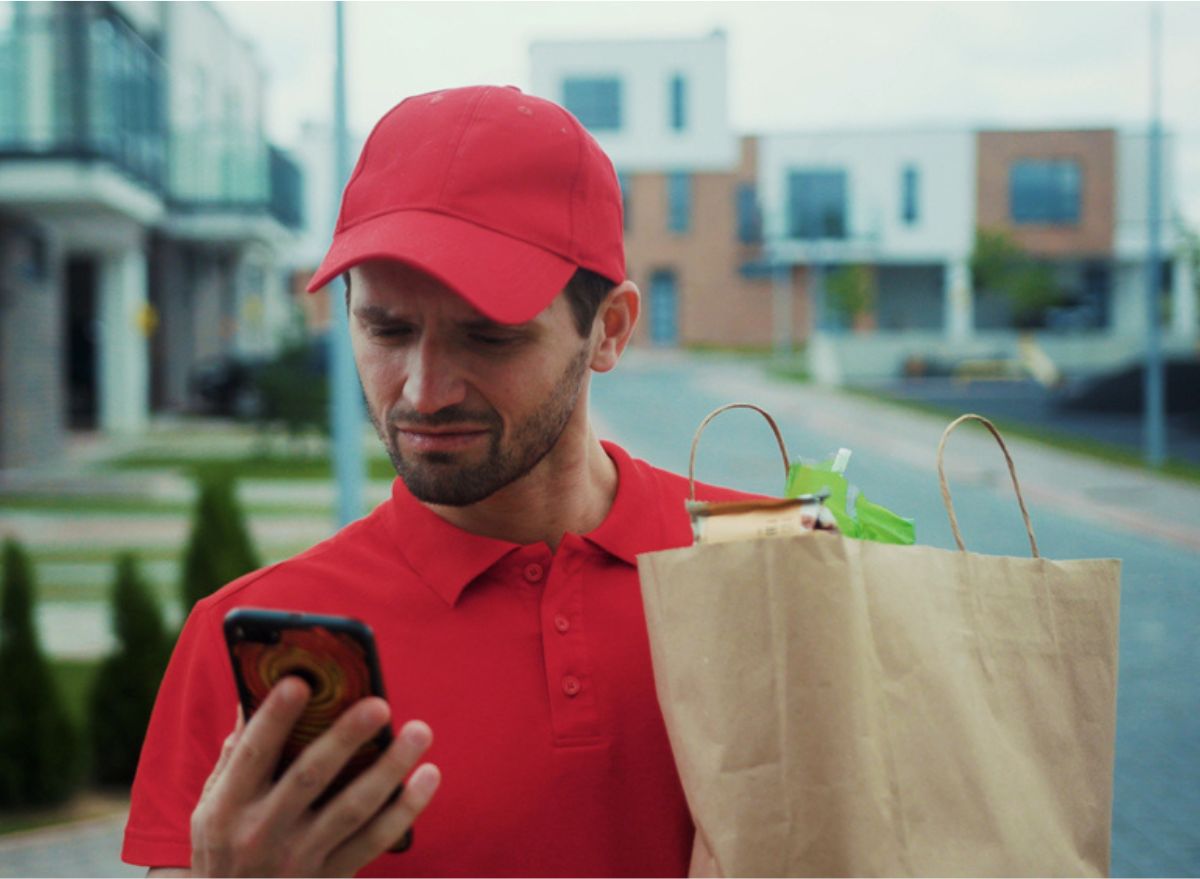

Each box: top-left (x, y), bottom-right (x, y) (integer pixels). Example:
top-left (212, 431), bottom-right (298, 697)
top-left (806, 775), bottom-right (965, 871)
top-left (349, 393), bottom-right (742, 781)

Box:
top-left (758, 129), bottom-right (977, 343)
top-left (530, 31), bottom-right (738, 173)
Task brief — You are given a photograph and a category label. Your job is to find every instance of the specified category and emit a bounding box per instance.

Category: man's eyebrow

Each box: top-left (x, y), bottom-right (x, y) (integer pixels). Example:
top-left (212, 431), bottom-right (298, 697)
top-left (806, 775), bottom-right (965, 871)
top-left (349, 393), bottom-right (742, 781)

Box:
top-left (353, 304), bottom-right (402, 322)
top-left (460, 317), bottom-right (523, 333)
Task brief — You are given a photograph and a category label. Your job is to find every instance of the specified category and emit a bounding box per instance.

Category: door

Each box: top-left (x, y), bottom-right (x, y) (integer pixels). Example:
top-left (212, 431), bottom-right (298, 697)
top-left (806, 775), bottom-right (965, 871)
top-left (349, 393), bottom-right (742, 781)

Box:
top-left (649, 270), bottom-right (679, 347)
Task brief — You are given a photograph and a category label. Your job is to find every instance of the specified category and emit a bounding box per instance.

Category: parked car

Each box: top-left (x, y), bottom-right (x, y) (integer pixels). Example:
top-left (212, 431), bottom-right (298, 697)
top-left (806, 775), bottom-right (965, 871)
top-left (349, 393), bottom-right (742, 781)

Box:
top-left (189, 334), bottom-right (330, 422)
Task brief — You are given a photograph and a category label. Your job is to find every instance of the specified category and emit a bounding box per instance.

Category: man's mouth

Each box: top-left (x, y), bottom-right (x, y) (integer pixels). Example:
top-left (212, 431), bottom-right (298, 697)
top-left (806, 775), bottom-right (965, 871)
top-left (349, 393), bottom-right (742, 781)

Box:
top-left (394, 426), bottom-right (491, 453)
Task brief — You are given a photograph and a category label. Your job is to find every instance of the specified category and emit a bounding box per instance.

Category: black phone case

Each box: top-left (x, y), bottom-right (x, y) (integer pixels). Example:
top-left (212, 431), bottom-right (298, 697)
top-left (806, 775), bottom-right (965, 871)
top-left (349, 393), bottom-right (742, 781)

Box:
top-left (222, 607), bottom-right (413, 853)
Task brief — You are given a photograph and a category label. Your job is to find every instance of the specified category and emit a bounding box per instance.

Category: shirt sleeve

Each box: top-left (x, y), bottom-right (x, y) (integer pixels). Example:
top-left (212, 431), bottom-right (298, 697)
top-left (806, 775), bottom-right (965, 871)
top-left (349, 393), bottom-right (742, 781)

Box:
top-left (122, 597), bottom-right (237, 869)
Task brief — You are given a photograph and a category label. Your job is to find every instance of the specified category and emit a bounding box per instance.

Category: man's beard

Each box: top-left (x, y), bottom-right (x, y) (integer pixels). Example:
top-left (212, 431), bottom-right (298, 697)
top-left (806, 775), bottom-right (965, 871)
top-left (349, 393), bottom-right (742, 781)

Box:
top-left (368, 343), bottom-right (592, 507)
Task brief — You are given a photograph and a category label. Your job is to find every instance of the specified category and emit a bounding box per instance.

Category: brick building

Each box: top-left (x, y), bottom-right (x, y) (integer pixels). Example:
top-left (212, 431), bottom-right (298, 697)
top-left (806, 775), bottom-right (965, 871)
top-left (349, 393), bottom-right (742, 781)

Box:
top-left (530, 33), bottom-right (1196, 383)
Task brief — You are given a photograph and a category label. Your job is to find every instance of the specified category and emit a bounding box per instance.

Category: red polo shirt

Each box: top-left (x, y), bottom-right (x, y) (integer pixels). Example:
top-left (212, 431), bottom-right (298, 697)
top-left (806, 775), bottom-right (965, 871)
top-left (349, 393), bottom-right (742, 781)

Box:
top-left (123, 441), bottom-right (751, 877)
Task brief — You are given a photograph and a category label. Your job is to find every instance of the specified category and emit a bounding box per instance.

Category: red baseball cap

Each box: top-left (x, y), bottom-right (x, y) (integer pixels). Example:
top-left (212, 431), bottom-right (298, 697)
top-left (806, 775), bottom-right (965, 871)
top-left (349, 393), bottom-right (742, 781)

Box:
top-left (306, 85), bottom-right (625, 324)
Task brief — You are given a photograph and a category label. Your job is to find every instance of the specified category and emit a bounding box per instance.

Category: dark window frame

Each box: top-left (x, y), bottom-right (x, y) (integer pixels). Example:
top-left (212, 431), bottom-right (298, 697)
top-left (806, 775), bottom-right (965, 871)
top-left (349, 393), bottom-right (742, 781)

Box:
top-left (901, 164), bottom-right (919, 225)
top-left (667, 171), bottom-right (692, 234)
top-left (562, 76), bottom-right (622, 131)
top-left (786, 169), bottom-right (848, 240)
top-left (1010, 158), bottom-right (1082, 225)
top-left (669, 73), bottom-right (686, 131)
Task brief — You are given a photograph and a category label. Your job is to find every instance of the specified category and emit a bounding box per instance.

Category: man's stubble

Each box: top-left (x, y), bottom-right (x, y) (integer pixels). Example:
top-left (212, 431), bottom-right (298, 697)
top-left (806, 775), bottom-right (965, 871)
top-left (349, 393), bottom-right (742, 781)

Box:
top-left (366, 342), bottom-right (592, 507)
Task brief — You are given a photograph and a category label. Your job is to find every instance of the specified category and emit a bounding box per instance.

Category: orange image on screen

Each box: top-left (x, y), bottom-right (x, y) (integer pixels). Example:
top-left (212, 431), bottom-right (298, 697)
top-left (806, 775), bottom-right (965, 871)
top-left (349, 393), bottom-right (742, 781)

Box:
top-left (232, 626), bottom-right (384, 799)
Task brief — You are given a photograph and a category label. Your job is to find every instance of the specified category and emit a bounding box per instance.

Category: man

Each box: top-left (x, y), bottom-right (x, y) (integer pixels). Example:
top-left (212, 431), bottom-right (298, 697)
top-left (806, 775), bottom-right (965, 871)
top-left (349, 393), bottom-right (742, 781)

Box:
top-left (123, 85), bottom-right (744, 877)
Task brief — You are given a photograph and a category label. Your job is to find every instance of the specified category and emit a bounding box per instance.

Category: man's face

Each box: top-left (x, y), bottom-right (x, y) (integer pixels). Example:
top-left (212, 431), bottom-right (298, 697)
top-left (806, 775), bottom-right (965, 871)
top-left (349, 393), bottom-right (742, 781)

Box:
top-left (348, 260), bottom-right (594, 507)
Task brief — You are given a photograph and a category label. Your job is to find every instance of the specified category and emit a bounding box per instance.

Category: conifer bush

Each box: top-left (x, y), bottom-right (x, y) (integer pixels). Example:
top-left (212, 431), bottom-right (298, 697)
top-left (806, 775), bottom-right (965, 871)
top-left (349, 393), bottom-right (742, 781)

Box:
top-left (180, 468), bottom-right (262, 613)
top-left (88, 552), bottom-right (173, 787)
top-left (0, 538), bottom-right (81, 806)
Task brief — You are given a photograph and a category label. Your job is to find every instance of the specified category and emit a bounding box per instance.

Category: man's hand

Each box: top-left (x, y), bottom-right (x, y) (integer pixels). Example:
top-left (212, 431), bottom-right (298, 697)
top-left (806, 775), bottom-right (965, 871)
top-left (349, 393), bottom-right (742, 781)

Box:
top-left (185, 676), bottom-right (440, 877)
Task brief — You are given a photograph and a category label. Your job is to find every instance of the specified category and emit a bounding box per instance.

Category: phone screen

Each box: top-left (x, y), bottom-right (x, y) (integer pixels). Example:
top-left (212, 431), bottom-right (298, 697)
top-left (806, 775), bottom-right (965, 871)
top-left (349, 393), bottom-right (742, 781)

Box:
top-left (222, 608), bottom-right (408, 845)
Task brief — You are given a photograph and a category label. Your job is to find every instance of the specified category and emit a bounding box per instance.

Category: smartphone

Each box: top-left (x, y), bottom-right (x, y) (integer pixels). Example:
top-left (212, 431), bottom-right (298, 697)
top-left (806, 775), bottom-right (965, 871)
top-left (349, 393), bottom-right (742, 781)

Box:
top-left (223, 608), bottom-right (412, 852)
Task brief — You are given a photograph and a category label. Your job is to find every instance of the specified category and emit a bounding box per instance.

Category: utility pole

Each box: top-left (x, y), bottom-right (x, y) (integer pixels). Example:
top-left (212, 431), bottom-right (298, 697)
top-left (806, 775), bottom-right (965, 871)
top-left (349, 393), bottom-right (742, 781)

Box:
top-left (1143, 1), bottom-right (1166, 467)
top-left (329, 0), bottom-right (364, 525)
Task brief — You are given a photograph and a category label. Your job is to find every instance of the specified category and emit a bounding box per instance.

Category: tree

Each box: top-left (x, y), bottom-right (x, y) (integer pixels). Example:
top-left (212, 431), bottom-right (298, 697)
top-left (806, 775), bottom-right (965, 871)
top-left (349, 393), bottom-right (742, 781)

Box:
top-left (180, 469), bottom-right (262, 613)
top-left (0, 539), bottom-right (81, 806)
top-left (970, 228), bottom-right (1064, 329)
top-left (88, 553), bottom-right (173, 787)
top-left (825, 265), bottom-right (876, 329)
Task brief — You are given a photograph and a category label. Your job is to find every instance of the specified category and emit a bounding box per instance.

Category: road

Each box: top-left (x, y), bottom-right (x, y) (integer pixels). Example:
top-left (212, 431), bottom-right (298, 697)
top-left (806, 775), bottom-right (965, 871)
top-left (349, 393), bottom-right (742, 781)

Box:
top-left (592, 350), bottom-right (1199, 878)
top-left (1, 350), bottom-right (1196, 876)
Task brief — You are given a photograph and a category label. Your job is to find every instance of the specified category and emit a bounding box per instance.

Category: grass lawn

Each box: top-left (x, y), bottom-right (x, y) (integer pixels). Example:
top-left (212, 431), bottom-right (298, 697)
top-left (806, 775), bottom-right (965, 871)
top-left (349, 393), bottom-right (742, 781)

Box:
top-left (0, 494), bottom-right (333, 517)
top-left (105, 451), bottom-right (397, 482)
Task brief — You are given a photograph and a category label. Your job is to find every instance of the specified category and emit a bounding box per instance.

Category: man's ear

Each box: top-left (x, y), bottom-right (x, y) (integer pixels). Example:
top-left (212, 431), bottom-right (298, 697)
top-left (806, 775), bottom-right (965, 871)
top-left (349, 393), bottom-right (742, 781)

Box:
top-left (590, 281), bottom-right (640, 374)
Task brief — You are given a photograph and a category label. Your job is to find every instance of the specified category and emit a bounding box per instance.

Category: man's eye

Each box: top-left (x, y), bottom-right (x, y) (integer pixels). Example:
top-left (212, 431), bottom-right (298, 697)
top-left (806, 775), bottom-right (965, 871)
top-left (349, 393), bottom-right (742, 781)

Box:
top-left (469, 333), bottom-right (515, 347)
top-left (371, 325), bottom-right (413, 338)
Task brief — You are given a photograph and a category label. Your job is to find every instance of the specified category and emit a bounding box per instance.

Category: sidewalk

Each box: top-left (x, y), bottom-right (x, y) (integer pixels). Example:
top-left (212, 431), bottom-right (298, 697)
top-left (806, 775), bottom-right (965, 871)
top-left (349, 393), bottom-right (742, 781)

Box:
top-left (0, 813), bottom-right (137, 879)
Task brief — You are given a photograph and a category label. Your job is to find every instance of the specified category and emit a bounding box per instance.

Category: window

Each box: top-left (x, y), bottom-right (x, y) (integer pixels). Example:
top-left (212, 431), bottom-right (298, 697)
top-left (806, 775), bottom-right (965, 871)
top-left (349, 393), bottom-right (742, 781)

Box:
top-left (562, 77), bottom-right (622, 131)
top-left (667, 172), bottom-right (691, 234)
top-left (669, 74), bottom-right (687, 131)
top-left (1010, 159), bottom-right (1081, 225)
top-left (736, 183), bottom-right (761, 244)
top-left (901, 165), bottom-right (919, 225)
top-left (787, 170), bottom-right (848, 239)
top-left (616, 170), bottom-right (631, 231)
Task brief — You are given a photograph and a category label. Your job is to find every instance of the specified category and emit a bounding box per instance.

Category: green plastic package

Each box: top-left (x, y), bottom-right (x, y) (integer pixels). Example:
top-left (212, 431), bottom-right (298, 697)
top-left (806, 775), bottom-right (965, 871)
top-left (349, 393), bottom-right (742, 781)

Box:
top-left (783, 449), bottom-right (915, 545)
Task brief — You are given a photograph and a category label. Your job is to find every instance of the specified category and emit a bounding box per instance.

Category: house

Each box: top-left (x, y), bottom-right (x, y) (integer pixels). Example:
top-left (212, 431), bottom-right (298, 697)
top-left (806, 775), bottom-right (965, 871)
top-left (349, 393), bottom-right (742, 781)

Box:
top-left (531, 32), bottom-right (1196, 383)
top-left (0, 0), bottom-right (302, 470)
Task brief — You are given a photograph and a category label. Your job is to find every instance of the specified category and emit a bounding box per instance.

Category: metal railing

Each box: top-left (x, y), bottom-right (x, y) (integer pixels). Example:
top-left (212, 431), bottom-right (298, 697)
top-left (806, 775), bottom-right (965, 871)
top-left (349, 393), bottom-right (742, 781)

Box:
top-left (0, 4), bottom-right (167, 191)
top-left (168, 132), bottom-right (303, 230)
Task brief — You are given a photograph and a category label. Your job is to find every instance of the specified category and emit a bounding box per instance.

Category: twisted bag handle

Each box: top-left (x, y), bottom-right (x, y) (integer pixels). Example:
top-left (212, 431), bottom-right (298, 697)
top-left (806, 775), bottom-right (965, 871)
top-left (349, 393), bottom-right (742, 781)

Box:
top-left (688, 403), bottom-right (791, 501)
top-left (936, 413), bottom-right (1040, 558)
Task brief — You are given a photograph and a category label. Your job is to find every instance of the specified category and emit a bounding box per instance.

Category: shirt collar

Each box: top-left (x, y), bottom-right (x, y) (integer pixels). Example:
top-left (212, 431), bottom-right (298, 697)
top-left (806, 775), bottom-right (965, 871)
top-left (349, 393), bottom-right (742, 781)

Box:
top-left (583, 440), bottom-right (675, 565)
top-left (386, 440), bottom-right (673, 606)
top-left (388, 479), bottom-right (522, 607)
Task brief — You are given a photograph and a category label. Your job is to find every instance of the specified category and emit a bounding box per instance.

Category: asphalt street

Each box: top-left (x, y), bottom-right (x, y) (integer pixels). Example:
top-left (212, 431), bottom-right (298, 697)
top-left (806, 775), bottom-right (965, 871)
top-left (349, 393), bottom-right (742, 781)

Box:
top-left (592, 350), bottom-right (1199, 878)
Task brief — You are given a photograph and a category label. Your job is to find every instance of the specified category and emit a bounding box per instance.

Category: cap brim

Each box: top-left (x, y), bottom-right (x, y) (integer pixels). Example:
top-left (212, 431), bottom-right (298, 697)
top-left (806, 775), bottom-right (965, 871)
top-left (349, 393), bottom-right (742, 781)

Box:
top-left (305, 210), bottom-right (578, 325)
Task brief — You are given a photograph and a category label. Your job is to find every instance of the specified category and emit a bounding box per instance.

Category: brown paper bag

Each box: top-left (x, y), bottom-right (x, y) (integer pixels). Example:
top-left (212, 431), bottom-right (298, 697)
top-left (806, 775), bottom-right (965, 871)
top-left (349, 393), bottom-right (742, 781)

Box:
top-left (637, 409), bottom-right (1121, 877)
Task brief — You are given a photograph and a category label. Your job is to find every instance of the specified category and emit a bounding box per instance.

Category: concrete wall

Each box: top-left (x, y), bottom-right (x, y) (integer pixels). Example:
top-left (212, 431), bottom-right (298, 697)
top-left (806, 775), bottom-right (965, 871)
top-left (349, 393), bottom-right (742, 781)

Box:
top-left (0, 217), bottom-right (64, 469)
top-left (530, 32), bottom-right (737, 172)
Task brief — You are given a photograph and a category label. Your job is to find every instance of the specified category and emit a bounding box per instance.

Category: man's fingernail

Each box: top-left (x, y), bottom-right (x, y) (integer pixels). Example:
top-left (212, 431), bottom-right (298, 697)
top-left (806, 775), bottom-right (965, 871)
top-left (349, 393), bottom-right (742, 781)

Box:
top-left (402, 722), bottom-right (430, 747)
top-left (410, 764), bottom-right (441, 798)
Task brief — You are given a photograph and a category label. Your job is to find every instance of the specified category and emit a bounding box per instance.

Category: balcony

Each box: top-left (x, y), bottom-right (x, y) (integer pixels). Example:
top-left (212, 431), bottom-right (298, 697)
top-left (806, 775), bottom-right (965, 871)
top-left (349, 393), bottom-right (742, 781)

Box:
top-left (167, 131), bottom-right (303, 239)
top-left (0, 4), bottom-right (167, 197)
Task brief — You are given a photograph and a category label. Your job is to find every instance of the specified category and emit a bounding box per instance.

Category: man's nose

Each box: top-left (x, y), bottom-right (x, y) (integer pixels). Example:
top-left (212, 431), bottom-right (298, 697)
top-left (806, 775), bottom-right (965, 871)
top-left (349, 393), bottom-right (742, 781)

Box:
top-left (401, 338), bottom-right (468, 415)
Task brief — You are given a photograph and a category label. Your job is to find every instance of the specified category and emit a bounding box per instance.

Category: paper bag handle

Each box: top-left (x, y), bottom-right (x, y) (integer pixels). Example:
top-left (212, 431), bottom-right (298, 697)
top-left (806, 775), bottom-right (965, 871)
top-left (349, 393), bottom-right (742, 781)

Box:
top-left (689, 403), bottom-right (791, 501)
top-left (936, 413), bottom-right (1040, 558)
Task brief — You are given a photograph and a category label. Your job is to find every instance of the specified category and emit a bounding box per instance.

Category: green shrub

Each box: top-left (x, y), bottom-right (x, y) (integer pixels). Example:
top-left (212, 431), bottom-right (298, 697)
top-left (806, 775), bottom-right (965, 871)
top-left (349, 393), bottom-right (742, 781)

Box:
top-left (88, 553), bottom-right (173, 787)
top-left (0, 539), bottom-right (81, 807)
top-left (971, 227), bottom-right (1065, 328)
top-left (180, 470), bottom-right (262, 613)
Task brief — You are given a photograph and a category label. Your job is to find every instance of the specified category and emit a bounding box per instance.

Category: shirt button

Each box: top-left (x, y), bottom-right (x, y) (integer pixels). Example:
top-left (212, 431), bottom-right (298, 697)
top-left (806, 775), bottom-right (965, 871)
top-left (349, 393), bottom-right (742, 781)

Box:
top-left (561, 675), bottom-right (581, 697)
top-left (523, 563), bottom-right (544, 583)
top-left (553, 614), bottom-right (570, 634)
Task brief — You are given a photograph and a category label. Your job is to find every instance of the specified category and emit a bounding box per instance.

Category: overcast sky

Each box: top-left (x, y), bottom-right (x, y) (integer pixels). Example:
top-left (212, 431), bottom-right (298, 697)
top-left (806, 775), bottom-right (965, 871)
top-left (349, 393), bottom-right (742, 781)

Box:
top-left (219, 0), bottom-right (1200, 226)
